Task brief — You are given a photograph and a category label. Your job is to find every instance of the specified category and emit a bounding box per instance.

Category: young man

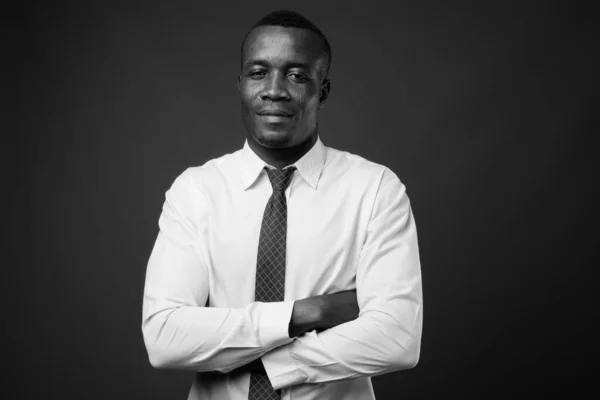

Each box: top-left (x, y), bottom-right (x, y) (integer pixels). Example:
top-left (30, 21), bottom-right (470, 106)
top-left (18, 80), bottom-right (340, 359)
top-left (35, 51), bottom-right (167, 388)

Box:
top-left (142, 10), bottom-right (423, 400)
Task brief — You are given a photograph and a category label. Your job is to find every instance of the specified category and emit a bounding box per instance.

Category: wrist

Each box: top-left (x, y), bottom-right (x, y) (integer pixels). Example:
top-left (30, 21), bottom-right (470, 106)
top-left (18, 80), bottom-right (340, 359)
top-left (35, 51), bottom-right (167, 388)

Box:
top-left (288, 297), bottom-right (322, 337)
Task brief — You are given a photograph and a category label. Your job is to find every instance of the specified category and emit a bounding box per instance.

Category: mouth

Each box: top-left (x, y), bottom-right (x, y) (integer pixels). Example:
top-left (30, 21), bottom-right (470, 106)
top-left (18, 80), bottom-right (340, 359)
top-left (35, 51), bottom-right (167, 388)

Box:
top-left (257, 109), bottom-right (294, 117)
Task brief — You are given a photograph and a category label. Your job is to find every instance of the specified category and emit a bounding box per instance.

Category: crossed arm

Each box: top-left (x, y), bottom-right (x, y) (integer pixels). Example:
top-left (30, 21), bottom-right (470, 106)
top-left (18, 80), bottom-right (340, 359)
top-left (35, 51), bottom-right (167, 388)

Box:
top-left (218, 289), bottom-right (360, 376)
top-left (142, 170), bottom-right (423, 389)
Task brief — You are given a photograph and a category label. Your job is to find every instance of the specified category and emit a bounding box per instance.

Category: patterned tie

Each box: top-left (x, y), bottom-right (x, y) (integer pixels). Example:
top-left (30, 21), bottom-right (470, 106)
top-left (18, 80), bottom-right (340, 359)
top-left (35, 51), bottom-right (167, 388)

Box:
top-left (248, 166), bottom-right (296, 400)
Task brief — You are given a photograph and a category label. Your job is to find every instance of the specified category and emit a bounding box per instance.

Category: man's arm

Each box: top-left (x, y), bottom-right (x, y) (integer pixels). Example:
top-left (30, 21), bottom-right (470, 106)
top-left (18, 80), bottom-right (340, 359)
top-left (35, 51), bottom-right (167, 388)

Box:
top-left (260, 169), bottom-right (423, 389)
top-left (288, 289), bottom-right (360, 337)
top-left (226, 290), bottom-right (361, 374)
top-left (142, 170), bottom-right (295, 373)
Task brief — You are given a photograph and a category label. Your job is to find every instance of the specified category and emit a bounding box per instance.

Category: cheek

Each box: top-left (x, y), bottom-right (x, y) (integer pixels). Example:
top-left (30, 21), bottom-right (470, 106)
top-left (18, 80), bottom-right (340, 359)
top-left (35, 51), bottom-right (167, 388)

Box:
top-left (294, 89), bottom-right (320, 112)
top-left (302, 95), bottom-right (321, 117)
top-left (293, 91), bottom-right (306, 105)
top-left (241, 83), bottom-right (261, 106)
top-left (249, 85), bottom-right (262, 99)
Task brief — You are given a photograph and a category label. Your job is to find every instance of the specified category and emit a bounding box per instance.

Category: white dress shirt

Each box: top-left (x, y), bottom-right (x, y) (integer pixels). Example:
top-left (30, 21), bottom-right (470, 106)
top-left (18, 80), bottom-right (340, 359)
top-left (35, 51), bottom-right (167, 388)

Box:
top-left (142, 137), bottom-right (423, 400)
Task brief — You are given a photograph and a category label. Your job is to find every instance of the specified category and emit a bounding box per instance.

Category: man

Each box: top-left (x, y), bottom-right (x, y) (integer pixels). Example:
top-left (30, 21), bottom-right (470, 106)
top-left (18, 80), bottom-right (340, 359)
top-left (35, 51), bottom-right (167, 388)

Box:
top-left (142, 10), bottom-right (423, 400)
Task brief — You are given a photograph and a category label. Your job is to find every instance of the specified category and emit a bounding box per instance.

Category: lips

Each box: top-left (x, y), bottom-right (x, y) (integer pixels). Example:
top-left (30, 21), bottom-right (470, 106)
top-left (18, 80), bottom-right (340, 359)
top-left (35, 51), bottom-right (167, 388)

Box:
top-left (257, 108), bottom-right (293, 117)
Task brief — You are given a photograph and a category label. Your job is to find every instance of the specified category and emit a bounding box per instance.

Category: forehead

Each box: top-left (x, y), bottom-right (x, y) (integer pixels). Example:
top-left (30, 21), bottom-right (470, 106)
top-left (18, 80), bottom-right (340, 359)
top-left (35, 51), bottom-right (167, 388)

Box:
top-left (242, 25), bottom-right (325, 67)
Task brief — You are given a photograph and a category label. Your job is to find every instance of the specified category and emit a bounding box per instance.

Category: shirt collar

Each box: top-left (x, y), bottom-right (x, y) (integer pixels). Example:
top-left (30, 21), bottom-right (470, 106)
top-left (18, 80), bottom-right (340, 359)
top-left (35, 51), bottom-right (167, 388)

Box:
top-left (238, 136), bottom-right (326, 191)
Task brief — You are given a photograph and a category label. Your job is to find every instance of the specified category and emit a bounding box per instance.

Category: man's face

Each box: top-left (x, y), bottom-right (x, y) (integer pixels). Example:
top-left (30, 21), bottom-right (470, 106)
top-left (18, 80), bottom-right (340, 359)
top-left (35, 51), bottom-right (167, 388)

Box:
top-left (239, 25), bottom-right (329, 148)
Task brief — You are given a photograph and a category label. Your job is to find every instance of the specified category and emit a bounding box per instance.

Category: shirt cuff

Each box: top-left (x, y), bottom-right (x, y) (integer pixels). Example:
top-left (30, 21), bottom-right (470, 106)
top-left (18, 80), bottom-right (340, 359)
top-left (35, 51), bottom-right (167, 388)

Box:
top-left (258, 300), bottom-right (295, 348)
top-left (262, 340), bottom-right (308, 390)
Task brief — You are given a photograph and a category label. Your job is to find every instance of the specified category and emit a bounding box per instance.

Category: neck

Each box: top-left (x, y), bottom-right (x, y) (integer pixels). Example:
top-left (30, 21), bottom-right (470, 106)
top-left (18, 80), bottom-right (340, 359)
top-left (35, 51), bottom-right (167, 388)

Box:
top-left (247, 133), bottom-right (318, 169)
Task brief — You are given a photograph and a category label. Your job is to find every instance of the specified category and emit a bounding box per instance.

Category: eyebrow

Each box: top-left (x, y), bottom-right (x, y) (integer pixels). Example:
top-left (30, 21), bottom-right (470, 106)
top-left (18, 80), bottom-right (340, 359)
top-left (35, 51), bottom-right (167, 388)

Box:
top-left (243, 59), bottom-right (312, 71)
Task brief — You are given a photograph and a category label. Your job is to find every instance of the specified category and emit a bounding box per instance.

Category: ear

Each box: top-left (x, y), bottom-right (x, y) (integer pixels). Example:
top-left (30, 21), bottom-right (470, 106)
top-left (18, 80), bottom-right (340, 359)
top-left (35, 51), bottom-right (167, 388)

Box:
top-left (319, 78), bottom-right (331, 108)
top-left (237, 75), bottom-right (242, 91)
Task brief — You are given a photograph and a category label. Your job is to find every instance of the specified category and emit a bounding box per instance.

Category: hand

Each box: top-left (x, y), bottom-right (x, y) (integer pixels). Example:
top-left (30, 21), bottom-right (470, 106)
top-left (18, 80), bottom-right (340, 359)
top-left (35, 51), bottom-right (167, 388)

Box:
top-left (289, 289), bottom-right (359, 337)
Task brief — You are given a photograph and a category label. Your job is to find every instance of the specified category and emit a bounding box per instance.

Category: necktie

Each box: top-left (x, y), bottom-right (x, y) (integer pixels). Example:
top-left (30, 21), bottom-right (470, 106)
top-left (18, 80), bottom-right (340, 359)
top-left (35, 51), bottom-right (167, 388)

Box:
top-left (248, 167), bottom-right (296, 400)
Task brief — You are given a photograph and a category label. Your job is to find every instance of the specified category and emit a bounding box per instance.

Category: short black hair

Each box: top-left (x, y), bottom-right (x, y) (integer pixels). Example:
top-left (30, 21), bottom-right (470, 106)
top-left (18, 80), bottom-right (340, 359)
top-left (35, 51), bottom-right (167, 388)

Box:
top-left (240, 10), bottom-right (332, 78)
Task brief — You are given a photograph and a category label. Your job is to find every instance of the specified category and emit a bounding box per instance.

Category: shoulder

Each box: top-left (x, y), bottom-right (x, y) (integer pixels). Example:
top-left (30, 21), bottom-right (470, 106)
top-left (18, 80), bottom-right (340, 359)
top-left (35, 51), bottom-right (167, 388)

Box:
top-left (170, 150), bottom-right (241, 193)
top-left (324, 145), bottom-right (402, 189)
top-left (161, 149), bottom-right (243, 210)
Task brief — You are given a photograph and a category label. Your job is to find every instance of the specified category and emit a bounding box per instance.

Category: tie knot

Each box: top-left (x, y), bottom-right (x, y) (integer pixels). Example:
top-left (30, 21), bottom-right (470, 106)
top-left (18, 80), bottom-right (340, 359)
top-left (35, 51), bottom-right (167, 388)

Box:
top-left (266, 167), bottom-right (296, 193)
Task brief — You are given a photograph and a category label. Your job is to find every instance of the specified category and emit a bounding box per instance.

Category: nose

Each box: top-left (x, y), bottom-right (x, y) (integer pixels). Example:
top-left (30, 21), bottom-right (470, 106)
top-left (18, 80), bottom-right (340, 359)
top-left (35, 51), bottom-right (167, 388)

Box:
top-left (260, 72), bottom-right (290, 101)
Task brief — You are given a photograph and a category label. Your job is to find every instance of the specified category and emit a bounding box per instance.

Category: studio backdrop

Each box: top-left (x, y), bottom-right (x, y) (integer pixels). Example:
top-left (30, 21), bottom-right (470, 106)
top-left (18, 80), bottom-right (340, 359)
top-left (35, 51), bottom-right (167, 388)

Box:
top-left (15, 1), bottom-right (594, 399)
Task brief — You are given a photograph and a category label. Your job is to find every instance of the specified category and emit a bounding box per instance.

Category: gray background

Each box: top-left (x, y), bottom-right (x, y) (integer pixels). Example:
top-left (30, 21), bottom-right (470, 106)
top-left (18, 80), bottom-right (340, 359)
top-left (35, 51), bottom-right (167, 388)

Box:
top-left (13, 0), bottom-right (594, 398)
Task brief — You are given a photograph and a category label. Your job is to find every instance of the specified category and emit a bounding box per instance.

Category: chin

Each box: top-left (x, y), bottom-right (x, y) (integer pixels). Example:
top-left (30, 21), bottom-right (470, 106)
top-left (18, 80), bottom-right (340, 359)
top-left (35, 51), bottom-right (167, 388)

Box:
top-left (255, 130), bottom-right (295, 148)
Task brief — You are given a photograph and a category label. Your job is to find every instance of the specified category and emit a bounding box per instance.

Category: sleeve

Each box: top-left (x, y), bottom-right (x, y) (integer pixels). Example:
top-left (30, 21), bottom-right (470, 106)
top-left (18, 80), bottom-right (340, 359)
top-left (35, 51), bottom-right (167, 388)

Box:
top-left (261, 169), bottom-right (423, 389)
top-left (142, 169), bottom-right (294, 373)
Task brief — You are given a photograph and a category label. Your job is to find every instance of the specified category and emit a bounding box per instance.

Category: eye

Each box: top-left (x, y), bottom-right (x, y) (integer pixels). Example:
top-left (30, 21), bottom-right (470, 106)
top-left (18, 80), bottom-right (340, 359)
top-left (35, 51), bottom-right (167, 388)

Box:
top-left (289, 73), bottom-right (308, 83)
top-left (248, 70), bottom-right (267, 79)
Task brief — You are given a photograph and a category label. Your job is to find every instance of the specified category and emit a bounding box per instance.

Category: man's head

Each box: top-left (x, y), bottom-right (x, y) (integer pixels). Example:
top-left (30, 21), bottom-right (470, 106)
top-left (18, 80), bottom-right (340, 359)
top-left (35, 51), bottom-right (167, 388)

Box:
top-left (238, 10), bottom-right (331, 149)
